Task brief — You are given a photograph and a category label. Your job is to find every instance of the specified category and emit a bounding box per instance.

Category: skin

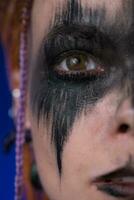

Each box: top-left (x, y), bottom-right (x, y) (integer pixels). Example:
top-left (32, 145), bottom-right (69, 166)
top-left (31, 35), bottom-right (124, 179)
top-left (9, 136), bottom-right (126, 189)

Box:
top-left (28, 0), bottom-right (134, 199)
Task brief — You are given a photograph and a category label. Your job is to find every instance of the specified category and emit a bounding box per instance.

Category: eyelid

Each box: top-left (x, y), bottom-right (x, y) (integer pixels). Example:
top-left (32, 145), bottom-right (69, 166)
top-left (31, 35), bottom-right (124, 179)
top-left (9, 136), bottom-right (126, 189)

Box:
top-left (53, 50), bottom-right (105, 80)
top-left (44, 24), bottom-right (117, 70)
top-left (44, 29), bottom-right (97, 65)
top-left (53, 50), bottom-right (98, 65)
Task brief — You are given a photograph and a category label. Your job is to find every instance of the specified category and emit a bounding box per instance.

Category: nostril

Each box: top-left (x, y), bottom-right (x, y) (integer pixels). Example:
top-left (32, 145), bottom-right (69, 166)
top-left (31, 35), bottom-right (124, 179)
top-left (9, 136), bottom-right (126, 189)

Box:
top-left (117, 123), bottom-right (130, 134)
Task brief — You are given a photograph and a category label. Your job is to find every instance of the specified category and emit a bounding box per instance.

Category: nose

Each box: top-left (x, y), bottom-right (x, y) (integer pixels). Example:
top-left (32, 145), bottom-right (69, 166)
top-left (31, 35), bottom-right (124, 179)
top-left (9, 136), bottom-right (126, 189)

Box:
top-left (115, 100), bottom-right (134, 135)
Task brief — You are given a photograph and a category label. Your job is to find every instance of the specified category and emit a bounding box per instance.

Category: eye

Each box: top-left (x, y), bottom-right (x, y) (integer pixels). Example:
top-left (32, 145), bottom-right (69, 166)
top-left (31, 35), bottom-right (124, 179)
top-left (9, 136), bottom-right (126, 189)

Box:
top-left (54, 51), bottom-right (105, 76)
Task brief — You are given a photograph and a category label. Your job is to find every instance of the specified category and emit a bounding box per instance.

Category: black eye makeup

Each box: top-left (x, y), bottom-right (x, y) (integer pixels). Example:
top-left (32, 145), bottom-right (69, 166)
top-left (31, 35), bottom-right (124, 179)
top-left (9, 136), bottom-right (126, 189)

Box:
top-left (44, 24), bottom-right (118, 82)
top-left (32, 23), bottom-right (120, 174)
top-left (53, 50), bottom-right (104, 77)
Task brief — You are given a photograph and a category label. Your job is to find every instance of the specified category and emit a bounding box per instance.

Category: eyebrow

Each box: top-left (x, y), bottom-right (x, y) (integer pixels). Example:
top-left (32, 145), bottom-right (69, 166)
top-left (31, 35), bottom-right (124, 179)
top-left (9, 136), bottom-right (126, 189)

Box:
top-left (46, 0), bottom-right (134, 44)
top-left (52, 0), bottom-right (109, 35)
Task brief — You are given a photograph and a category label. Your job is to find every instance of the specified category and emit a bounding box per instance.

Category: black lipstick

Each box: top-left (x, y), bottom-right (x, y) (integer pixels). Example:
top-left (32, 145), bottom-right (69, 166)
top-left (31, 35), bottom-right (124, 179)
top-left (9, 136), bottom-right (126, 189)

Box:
top-left (93, 167), bottom-right (134, 198)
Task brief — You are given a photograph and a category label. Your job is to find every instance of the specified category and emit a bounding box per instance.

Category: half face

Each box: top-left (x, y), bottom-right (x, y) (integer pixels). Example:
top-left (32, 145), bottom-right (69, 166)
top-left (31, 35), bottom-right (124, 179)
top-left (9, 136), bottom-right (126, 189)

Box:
top-left (28, 0), bottom-right (134, 200)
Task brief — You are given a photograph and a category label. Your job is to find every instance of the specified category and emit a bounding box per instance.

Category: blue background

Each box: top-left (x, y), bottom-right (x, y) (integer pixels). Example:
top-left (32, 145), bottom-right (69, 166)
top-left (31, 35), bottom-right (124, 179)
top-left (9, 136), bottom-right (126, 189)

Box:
top-left (0, 40), bottom-right (15, 200)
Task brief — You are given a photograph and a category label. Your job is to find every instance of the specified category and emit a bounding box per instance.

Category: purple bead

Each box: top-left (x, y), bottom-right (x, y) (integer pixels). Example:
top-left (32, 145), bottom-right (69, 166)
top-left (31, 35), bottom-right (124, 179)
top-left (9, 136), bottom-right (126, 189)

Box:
top-left (14, 1), bottom-right (33, 200)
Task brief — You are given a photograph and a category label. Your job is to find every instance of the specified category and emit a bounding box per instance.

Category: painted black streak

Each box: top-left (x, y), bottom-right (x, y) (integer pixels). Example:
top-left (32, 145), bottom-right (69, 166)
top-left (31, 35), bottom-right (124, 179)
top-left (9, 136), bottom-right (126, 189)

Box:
top-left (30, 0), bottom-right (134, 174)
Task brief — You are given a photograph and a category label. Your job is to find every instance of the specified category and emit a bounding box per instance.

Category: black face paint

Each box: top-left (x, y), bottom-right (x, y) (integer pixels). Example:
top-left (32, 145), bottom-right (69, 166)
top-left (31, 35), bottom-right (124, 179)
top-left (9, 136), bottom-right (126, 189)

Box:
top-left (30, 0), bottom-right (134, 174)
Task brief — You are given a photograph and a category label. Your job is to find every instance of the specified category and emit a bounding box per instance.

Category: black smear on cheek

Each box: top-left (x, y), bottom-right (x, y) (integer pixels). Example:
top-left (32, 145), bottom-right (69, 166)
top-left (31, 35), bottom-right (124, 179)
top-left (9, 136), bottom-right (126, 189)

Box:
top-left (30, 51), bottom-right (120, 174)
top-left (29, 0), bottom-right (134, 174)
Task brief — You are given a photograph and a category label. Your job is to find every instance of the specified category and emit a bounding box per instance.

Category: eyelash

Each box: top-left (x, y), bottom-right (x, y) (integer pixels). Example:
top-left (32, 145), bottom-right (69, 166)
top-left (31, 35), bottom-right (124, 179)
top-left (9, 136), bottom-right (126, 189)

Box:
top-left (52, 50), bottom-right (105, 81)
top-left (53, 70), bottom-right (105, 82)
top-left (45, 35), bottom-right (106, 81)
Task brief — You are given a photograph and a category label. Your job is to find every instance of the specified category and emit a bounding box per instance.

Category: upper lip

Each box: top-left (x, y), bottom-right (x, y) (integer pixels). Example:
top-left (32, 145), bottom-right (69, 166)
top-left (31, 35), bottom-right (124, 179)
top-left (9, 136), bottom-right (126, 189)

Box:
top-left (93, 167), bottom-right (134, 183)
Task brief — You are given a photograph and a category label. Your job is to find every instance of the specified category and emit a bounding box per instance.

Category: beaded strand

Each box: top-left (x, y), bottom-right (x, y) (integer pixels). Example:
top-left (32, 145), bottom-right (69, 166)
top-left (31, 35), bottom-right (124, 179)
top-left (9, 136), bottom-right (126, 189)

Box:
top-left (15, 1), bottom-right (32, 200)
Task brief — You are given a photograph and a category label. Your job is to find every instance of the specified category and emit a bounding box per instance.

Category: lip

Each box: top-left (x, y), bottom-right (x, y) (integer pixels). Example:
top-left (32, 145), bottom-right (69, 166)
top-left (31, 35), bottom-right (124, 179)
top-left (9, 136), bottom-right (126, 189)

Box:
top-left (92, 168), bottom-right (134, 198)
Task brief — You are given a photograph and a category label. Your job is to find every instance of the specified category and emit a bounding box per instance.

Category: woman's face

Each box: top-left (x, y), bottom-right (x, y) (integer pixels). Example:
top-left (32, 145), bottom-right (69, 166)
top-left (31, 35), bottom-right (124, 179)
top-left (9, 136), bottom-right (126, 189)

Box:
top-left (28, 0), bottom-right (134, 200)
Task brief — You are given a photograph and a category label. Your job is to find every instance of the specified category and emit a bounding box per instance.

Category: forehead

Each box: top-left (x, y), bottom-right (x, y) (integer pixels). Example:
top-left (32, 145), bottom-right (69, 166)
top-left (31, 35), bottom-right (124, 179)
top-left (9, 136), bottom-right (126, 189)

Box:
top-left (31, 0), bottom-right (134, 56)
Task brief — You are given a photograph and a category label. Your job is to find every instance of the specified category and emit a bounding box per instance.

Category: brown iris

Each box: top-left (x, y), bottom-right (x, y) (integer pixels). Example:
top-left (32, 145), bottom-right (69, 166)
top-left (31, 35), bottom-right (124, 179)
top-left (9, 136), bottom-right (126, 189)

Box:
top-left (55, 51), bottom-right (105, 77)
top-left (66, 54), bottom-right (88, 71)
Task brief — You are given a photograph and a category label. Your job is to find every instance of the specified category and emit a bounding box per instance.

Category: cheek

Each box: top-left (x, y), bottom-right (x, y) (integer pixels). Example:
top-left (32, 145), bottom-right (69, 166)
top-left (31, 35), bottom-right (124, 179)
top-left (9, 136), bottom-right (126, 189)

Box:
top-left (61, 92), bottom-right (123, 179)
top-left (61, 114), bottom-right (107, 181)
top-left (30, 121), bottom-right (63, 200)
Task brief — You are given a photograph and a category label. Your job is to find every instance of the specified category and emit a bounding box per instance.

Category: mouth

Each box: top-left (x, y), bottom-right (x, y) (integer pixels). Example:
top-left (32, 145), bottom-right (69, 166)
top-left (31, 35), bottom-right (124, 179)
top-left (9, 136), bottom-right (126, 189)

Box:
top-left (92, 168), bottom-right (134, 199)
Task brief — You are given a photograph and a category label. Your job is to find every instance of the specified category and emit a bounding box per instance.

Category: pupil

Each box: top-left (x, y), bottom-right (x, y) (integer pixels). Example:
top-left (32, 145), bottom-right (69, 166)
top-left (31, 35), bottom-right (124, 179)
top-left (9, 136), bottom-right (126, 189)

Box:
top-left (70, 57), bottom-right (80, 66)
top-left (66, 55), bottom-right (85, 71)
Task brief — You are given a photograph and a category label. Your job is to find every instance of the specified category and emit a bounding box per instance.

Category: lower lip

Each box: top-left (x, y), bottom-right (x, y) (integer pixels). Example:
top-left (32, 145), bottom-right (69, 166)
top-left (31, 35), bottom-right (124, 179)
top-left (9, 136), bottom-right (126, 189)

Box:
top-left (95, 182), bottom-right (134, 198)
